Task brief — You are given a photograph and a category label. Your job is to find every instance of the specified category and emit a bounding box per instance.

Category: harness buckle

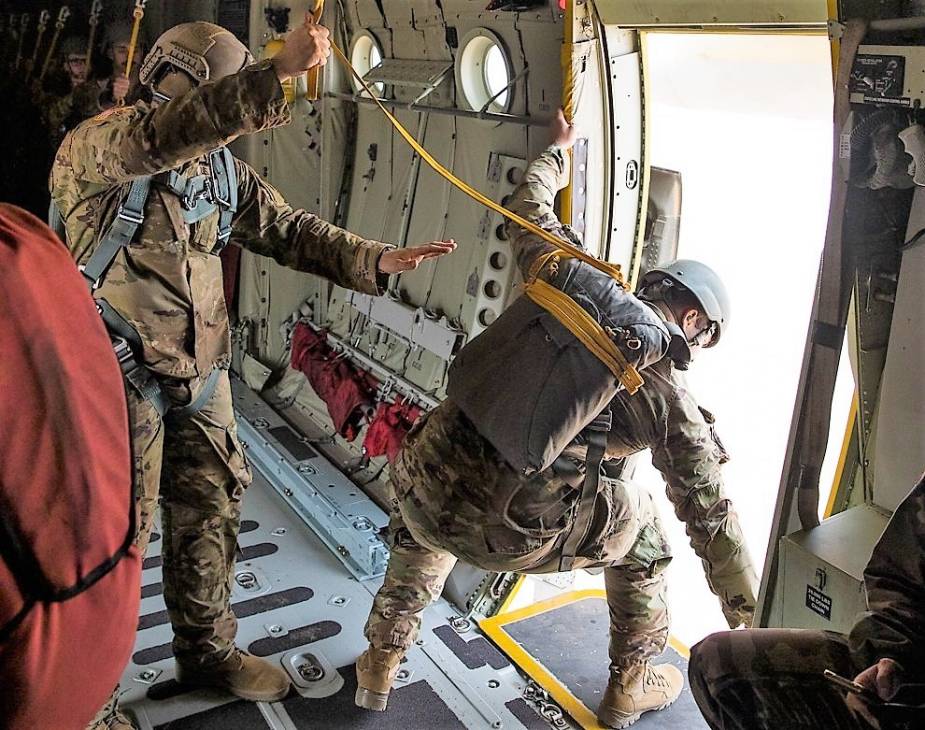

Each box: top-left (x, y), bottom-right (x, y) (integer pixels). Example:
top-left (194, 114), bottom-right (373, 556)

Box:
top-left (117, 207), bottom-right (144, 225)
top-left (587, 408), bottom-right (613, 433)
top-left (182, 178), bottom-right (214, 210)
top-left (111, 336), bottom-right (137, 375)
top-left (209, 149), bottom-right (232, 208)
top-left (79, 264), bottom-right (102, 291)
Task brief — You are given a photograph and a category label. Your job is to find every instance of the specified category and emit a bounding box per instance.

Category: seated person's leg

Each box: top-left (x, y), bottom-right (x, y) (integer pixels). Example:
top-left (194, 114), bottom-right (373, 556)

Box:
top-left (689, 628), bottom-right (867, 729)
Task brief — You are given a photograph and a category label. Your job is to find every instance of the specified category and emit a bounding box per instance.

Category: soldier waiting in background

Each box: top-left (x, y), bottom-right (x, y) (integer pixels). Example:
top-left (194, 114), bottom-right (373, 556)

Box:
top-left (355, 110), bottom-right (758, 729)
top-left (689, 472), bottom-right (925, 730)
top-left (51, 17), bottom-right (455, 730)
top-left (96, 20), bottom-right (146, 109)
top-left (35, 36), bottom-right (102, 150)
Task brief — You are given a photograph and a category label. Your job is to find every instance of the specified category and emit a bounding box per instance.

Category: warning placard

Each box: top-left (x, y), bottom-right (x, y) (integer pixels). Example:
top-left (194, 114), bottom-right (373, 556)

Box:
top-left (806, 585), bottom-right (832, 621)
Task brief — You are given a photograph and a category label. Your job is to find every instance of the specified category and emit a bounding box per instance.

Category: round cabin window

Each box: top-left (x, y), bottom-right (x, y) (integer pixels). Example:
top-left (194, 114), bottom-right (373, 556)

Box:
top-left (457, 30), bottom-right (513, 114)
top-left (350, 32), bottom-right (385, 97)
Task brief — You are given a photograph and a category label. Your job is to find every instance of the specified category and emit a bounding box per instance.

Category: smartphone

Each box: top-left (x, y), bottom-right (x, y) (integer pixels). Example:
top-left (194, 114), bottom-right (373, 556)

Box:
top-left (823, 669), bottom-right (884, 705)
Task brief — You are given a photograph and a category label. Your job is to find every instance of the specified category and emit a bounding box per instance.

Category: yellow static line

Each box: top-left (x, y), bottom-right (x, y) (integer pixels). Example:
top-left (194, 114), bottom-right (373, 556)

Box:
top-left (480, 589), bottom-right (690, 728)
top-left (329, 44), bottom-right (626, 283)
top-left (828, 0), bottom-right (840, 80)
top-left (329, 41), bottom-right (648, 393)
top-left (560, 0), bottom-right (575, 225)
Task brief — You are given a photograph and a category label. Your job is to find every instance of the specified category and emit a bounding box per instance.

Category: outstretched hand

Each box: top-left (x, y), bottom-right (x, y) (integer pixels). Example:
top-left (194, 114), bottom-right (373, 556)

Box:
top-left (378, 240), bottom-right (457, 274)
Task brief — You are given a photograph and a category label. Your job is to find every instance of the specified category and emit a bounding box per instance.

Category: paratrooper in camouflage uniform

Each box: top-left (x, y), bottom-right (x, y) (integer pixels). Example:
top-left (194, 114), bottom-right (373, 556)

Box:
top-left (50, 18), bottom-right (454, 730)
top-left (357, 113), bottom-right (758, 728)
top-left (689, 473), bottom-right (925, 730)
top-left (96, 21), bottom-right (147, 110)
top-left (35, 36), bottom-right (102, 151)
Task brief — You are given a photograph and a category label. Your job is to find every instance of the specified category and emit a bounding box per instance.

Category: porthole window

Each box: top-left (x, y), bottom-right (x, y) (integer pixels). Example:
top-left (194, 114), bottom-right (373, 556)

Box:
top-left (457, 29), bottom-right (513, 114)
top-left (350, 31), bottom-right (385, 97)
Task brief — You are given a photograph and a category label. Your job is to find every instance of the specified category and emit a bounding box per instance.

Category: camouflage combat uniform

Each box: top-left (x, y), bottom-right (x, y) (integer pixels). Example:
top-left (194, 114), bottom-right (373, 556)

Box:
top-left (38, 81), bottom-right (105, 150)
top-left (689, 474), bottom-right (925, 729)
top-left (51, 59), bottom-right (392, 664)
top-left (365, 147), bottom-right (758, 672)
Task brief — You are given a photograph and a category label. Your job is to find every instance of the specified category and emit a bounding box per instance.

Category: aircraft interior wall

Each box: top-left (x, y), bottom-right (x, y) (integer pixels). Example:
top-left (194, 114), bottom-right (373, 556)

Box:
top-left (230, 0), bottom-right (582, 506)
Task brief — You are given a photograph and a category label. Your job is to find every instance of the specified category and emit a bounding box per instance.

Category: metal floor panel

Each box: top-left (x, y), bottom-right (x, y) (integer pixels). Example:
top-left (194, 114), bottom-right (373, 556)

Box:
top-left (119, 469), bottom-right (558, 730)
top-left (481, 593), bottom-right (706, 730)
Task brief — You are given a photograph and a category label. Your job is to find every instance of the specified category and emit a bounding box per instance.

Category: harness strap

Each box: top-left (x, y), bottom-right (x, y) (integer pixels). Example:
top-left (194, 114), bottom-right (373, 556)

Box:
top-left (81, 176), bottom-right (151, 290)
top-left (171, 366), bottom-right (222, 419)
top-left (96, 299), bottom-right (169, 417)
top-left (154, 148), bottom-right (238, 248)
top-left (559, 407), bottom-right (612, 571)
top-left (213, 147), bottom-right (238, 251)
top-left (76, 152), bottom-right (235, 419)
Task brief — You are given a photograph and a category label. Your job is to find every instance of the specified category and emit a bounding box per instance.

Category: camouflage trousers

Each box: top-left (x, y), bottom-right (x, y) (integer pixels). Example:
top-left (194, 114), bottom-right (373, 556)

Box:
top-left (689, 629), bottom-right (872, 729)
top-left (365, 405), bottom-right (673, 671)
top-left (130, 368), bottom-right (252, 664)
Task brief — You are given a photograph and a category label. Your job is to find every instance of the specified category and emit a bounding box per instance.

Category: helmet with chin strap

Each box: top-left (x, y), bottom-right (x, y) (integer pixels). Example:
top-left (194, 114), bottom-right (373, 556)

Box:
top-left (636, 259), bottom-right (730, 347)
top-left (139, 21), bottom-right (253, 96)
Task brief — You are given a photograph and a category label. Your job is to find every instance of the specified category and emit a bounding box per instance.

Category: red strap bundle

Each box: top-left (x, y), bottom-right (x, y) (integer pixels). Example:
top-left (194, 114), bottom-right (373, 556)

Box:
top-left (363, 397), bottom-right (423, 463)
top-left (290, 322), bottom-right (377, 441)
top-left (0, 204), bottom-right (141, 730)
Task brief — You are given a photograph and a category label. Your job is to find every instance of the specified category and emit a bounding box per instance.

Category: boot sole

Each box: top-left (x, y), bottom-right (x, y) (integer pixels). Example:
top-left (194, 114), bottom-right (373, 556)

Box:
top-left (597, 696), bottom-right (678, 729)
top-left (355, 686), bottom-right (390, 711)
top-left (176, 676), bottom-right (291, 703)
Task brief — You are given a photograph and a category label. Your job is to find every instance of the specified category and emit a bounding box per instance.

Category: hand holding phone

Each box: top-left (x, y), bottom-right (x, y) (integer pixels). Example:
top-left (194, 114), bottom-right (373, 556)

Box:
top-left (824, 669), bottom-right (884, 705)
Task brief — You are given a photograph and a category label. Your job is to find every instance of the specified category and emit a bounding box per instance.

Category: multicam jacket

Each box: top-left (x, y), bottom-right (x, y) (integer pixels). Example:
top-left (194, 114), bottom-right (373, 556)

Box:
top-left (50, 59), bottom-right (391, 379)
top-left (488, 146), bottom-right (758, 627)
top-left (39, 81), bottom-right (104, 148)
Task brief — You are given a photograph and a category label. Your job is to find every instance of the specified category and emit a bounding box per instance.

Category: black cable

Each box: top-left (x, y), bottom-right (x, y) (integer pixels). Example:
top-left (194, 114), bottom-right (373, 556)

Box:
top-left (900, 226), bottom-right (925, 251)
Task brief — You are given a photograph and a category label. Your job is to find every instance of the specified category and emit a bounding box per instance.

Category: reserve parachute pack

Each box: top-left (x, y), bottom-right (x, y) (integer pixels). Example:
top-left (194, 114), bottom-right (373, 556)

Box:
top-left (448, 255), bottom-right (672, 476)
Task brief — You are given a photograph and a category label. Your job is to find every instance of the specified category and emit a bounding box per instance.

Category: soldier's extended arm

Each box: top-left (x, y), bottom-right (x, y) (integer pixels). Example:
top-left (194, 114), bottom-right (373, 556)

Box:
top-left (848, 475), bottom-right (925, 669)
top-left (504, 146), bottom-right (580, 278)
top-left (230, 159), bottom-right (393, 295)
top-left (651, 392), bottom-right (759, 628)
top-left (63, 60), bottom-right (289, 186)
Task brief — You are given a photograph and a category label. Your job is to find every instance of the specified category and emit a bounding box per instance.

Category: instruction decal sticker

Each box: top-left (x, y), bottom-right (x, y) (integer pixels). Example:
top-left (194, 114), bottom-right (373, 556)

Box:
top-left (806, 585), bottom-right (833, 621)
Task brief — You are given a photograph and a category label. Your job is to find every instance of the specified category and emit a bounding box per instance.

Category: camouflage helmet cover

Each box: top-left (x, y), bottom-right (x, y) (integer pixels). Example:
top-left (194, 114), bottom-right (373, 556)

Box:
top-left (637, 259), bottom-right (731, 347)
top-left (139, 21), bottom-right (253, 88)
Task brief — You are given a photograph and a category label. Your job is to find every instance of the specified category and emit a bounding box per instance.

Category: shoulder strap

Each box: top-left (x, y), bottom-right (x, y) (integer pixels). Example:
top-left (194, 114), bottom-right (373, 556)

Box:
top-left (81, 176), bottom-right (151, 291)
top-left (212, 147), bottom-right (238, 252)
top-left (47, 199), bottom-right (66, 243)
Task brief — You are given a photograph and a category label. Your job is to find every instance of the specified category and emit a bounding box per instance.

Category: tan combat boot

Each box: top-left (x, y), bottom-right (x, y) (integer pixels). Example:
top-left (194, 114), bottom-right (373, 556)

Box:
top-left (85, 690), bottom-right (138, 730)
top-left (596, 662), bottom-right (683, 728)
top-left (86, 708), bottom-right (137, 730)
top-left (175, 648), bottom-right (291, 702)
top-left (354, 646), bottom-right (404, 711)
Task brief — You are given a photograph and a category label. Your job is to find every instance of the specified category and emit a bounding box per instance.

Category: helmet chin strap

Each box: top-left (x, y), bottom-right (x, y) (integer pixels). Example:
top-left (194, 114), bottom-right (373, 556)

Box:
top-left (688, 321), bottom-right (717, 348)
top-left (151, 89), bottom-right (172, 105)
